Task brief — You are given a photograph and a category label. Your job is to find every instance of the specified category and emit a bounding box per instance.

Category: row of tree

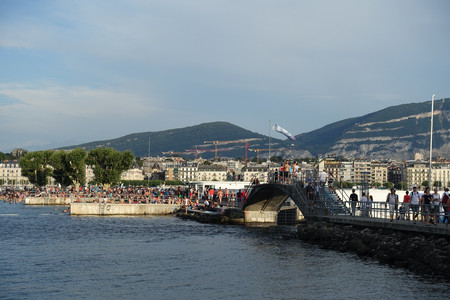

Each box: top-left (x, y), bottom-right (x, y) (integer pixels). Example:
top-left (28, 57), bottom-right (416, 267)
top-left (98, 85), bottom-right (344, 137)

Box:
top-left (19, 148), bottom-right (134, 188)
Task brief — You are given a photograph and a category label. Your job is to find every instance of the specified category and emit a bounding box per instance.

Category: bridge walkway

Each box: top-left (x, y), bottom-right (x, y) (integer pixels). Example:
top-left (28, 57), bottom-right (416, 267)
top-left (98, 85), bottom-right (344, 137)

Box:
top-left (243, 179), bottom-right (450, 236)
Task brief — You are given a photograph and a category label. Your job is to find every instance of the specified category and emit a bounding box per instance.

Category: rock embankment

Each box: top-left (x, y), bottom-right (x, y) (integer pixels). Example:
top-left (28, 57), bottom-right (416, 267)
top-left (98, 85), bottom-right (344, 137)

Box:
top-left (297, 221), bottom-right (450, 276)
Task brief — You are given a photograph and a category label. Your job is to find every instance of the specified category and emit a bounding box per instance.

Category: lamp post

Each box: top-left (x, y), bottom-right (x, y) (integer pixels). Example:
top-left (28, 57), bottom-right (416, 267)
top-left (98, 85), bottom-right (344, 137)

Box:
top-left (429, 94), bottom-right (435, 188)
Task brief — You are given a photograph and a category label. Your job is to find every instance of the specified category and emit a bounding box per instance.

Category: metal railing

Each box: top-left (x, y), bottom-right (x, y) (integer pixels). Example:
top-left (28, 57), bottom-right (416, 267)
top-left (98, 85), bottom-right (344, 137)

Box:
top-left (315, 200), bottom-right (450, 225)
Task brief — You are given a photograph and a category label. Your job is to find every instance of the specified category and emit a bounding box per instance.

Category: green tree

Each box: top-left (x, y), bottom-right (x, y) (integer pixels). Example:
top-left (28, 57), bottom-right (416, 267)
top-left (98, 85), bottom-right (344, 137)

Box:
top-left (374, 182), bottom-right (382, 188)
top-left (135, 157), bottom-right (144, 168)
top-left (433, 181), bottom-right (442, 188)
top-left (19, 151), bottom-right (53, 187)
top-left (383, 182), bottom-right (394, 189)
top-left (422, 180), bottom-right (429, 188)
top-left (86, 148), bottom-right (134, 187)
top-left (394, 182), bottom-right (407, 190)
top-left (50, 148), bottom-right (87, 189)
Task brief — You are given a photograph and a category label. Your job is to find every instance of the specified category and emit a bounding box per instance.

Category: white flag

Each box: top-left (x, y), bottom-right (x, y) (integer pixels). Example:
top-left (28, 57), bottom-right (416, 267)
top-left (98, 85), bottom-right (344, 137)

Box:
top-left (273, 124), bottom-right (296, 141)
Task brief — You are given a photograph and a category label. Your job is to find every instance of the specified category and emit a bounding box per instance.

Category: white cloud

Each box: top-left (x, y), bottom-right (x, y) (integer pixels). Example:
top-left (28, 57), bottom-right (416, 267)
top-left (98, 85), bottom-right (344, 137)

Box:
top-left (0, 0), bottom-right (450, 151)
top-left (0, 82), bottom-right (165, 151)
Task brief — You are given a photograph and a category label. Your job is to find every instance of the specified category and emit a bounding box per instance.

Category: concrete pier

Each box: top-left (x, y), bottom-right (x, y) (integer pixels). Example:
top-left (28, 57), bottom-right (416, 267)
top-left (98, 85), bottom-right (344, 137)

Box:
top-left (70, 203), bottom-right (181, 216)
top-left (25, 197), bottom-right (70, 205)
top-left (244, 210), bottom-right (279, 224)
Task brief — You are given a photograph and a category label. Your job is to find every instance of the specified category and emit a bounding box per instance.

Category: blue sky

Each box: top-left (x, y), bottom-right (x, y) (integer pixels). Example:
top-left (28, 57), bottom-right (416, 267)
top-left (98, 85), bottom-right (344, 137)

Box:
top-left (1, 0), bottom-right (449, 152)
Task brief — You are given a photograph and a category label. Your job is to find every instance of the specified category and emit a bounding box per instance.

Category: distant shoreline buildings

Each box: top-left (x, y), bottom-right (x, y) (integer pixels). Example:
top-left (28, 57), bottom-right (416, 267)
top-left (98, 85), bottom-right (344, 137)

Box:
top-left (1, 151), bottom-right (449, 190)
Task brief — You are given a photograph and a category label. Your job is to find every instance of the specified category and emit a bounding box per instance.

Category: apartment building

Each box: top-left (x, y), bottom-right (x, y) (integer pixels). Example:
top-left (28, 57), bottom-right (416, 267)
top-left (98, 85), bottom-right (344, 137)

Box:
top-left (406, 162), bottom-right (450, 188)
top-left (241, 166), bottom-right (268, 182)
top-left (196, 164), bottom-right (227, 181)
top-left (371, 161), bottom-right (388, 184)
top-left (0, 162), bottom-right (29, 186)
top-left (353, 160), bottom-right (372, 184)
top-left (178, 162), bottom-right (198, 182)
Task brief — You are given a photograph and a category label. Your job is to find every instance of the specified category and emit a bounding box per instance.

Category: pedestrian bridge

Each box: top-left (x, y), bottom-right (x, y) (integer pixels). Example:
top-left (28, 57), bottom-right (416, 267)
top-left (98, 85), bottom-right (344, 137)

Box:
top-left (242, 182), bottom-right (349, 224)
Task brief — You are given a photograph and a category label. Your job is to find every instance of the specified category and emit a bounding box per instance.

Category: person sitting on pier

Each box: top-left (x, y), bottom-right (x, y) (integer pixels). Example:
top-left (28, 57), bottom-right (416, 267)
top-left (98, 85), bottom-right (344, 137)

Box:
top-left (203, 199), bottom-right (210, 210)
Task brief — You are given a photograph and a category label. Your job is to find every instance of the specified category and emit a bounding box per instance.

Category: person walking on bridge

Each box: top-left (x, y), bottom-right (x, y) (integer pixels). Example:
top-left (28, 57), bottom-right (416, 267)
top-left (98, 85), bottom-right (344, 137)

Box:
top-left (319, 169), bottom-right (328, 190)
top-left (386, 188), bottom-right (398, 222)
top-left (410, 185), bottom-right (421, 224)
top-left (350, 189), bottom-right (358, 216)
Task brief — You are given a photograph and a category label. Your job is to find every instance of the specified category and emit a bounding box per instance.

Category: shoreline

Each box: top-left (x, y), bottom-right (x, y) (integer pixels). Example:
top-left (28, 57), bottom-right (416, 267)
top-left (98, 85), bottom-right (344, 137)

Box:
top-left (296, 221), bottom-right (450, 278)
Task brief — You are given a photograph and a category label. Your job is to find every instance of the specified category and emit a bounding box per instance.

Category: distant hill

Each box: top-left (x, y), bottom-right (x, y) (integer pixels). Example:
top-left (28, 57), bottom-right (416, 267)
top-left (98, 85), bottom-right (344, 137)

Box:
top-left (59, 99), bottom-right (450, 161)
top-left (59, 122), bottom-right (288, 159)
top-left (292, 98), bottom-right (450, 160)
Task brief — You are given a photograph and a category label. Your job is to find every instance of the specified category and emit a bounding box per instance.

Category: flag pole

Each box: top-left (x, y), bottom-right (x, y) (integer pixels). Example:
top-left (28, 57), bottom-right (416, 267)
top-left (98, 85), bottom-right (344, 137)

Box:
top-left (268, 120), bottom-right (271, 162)
top-left (429, 94), bottom-right (435, 188)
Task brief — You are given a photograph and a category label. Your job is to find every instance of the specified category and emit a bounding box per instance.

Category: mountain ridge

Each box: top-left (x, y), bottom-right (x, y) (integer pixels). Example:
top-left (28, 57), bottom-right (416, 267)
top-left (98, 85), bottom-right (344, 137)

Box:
top-left (58, 99), bottom-right (450, 160)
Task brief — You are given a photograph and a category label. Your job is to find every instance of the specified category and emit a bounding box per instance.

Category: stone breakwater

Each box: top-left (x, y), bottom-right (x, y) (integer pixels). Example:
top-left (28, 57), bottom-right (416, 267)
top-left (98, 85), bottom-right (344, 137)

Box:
top-left (296, 222), bottom-right (450, 277)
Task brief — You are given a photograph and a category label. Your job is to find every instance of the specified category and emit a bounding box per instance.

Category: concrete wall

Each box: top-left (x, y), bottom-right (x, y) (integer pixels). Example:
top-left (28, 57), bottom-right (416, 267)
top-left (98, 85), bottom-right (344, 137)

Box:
top-left (25, 197), bottom-right (70, 205)
top-left (70, 203), bottom-right (181, 216)
top-left (244, 210), bottom-right (278, 224)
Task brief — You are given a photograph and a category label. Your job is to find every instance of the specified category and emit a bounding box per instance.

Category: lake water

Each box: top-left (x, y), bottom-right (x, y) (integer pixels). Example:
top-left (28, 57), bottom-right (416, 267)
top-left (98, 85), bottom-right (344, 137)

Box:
top-left (1, 201), bottom-right (449, 300)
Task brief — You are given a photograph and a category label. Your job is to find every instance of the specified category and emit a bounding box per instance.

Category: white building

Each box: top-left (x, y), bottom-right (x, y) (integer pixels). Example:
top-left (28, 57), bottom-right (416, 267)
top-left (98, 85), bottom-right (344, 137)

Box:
top-left (178, 162), bottom-right (198, 182)
top-left (241, 166), bottom-right (269, 183)
top-left (121, 168), bottom-right (145, 181)
top-left (196, 164), bottom-right (227, 181)
top-left (0, 162), bottom-right (30, 186)
top-left (339, 161), bottom-right (354, 182)
top-left (406, 162), bottom-right (450, 188)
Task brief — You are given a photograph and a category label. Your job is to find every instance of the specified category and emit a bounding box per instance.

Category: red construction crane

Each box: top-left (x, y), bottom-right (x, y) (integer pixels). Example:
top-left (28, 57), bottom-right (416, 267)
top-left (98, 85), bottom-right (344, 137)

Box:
top-left (185, 146), bottom-right (233, 160)
top-left (248, 148), bottom-right (284, 163)
top-left (203, 138), bottom-right (262, 161)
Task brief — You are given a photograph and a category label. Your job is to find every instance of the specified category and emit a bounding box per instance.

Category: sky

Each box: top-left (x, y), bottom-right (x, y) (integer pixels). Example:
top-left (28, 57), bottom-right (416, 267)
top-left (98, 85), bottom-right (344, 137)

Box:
top-left (1, 0), bottom-right (450, 153)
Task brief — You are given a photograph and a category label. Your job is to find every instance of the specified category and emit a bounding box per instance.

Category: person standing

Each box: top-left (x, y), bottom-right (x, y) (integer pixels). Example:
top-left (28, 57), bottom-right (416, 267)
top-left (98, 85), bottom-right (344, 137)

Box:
top-left (421, 187), bottom-right (432, 226)
top-left (432, 188), bottom-right (441, 224)
top-left (319, 169), bottom-right (328, 190)
top-left (349, 189), bottom-right (358, 216)
top-left (361, 192), bottom-right (368, 217)
top-left (441, 188), bottom-right (449, 226)
top-left (410, 185), bottom-right (421, 224)
top-left (385, 188), bottom-right (398, 222)
top-left (305, 182), bottom-right (314, 213)
top-left (403, 191), bottom-right (411, 220)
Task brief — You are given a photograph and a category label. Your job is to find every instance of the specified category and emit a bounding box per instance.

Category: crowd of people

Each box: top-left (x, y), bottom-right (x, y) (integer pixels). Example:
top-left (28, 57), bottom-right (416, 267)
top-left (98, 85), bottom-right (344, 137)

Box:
top-left (0, 185), bottom-right (248, 210)
top-left (348, 185), bottom-right (450, 226)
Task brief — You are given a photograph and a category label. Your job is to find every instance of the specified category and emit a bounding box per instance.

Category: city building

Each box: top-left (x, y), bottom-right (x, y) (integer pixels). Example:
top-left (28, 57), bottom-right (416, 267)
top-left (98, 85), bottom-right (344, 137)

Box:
top-left (353, 160), bottom-right (372, 184)
top-left (387, 164), bottom-right (404, 186)
top-left (371, 161), bottom-right (388, 185)
top-left (339, 161), bottom-right (354, 182)
top-left (0, 162), bottom-right (30, 186)
top-left (196, 164), bottom-right (227, 181)
top-left (178, 162), bottom-right (198, 182)
top-left (121, 168), bottom-right (145, 181)
top-left (241, 166), bottom-right (268, 183)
